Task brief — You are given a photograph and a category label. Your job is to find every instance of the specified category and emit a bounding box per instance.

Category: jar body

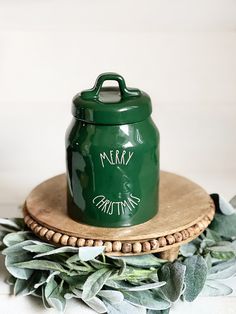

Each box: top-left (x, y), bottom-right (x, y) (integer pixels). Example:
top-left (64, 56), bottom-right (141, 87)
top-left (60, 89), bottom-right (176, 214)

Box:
top-left (66, 117), bottom-right (159, 227)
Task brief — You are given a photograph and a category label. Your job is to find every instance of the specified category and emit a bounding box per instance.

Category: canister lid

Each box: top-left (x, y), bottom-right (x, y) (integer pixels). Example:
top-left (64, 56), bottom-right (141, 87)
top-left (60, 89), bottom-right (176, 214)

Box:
top-left (72, 72), bottom-right (152, 125)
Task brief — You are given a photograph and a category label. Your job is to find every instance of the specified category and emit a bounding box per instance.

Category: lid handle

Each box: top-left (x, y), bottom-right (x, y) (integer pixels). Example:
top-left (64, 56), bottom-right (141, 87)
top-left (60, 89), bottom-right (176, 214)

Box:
top-left (81, 72), bottom-right (141, 100)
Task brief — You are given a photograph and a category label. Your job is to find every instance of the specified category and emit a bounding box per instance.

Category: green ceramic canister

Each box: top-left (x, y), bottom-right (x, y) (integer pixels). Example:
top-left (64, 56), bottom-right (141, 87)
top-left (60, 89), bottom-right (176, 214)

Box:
top-left (66, 73), bottom-right (160, 227)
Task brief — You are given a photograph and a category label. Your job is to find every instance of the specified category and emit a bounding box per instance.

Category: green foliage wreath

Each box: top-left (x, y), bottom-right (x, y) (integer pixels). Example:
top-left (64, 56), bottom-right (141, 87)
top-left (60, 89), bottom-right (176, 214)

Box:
top-left (0, 194), bottom-right (236, 313)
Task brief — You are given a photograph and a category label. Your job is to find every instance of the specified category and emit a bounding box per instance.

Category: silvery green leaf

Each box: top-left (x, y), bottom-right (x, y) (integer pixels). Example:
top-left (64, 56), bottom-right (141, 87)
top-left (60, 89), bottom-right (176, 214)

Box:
top-left (0, 230), bottom-right (8, 242)
top-left (84, 295), bottom-right (107, 313)
top-left (105, 279), bottom-right (135, 290)
top-left (64, 292), bottom-right (77, 300)
top-left (89, 259), bottom-right (111, 270)
top-left (210, 250), bottom-right (235, 261)
top-left (112, 255), bottom-right (165, 268)
top-left (123, 290), bottom-right (170, 310)
top-left (3, 232), bottom-right (33, 247)
top-left (23, 243), bottom-right (54, 253)
top-left (13, 260), bottom-right (68, 273)
top-left (230, 195), bottom-right (236, 209)
top-left (2, 240), bottom-right (35, 255)
top-left (6, 275), bottom-right (16, 286)
top-left (5, 253), bottom-right (34, 279)
top-left (200, 280), bottom-right (233, 296)
top-left (108, 256), bottom-right (126, 276)
top-left (78, 246), bottom-right (105, 261)
top-left (204, 253), bottom-right (212, 271)
top-left (210, 213), bottom-right (236, 238)
top-left (158, 261), bottom-right (186, 302)
top-left (147, 309), bottom-right (170, 314)
top-left (219, 196), bottom-right (236, 215)
top-left (14, 272), bottom-right (41, 296)
top-left (98, 290), bottom-right (124, 303)
top-left (82, 268), bottom-right (113, 300)
top-left (180, 242), bottom-right (197, 257)
top-left (104, 299), bottom-right (144, 314)
top-left (34, 272), bottom-right (50, 289)
top-left (0, 218), bottom-right (21, 231)
top-left (126, 281), bottom-right (166, 292)
top-left (34, 246), bottom-right (80, 258)
top-left (45, 277), bottom-right (66, 312)
top-left (208, 258), bottom-right (236, 279)
top-left (205, 229), bottom-right (222, 243)
top-left (183, 256), bottom-right (207, 302)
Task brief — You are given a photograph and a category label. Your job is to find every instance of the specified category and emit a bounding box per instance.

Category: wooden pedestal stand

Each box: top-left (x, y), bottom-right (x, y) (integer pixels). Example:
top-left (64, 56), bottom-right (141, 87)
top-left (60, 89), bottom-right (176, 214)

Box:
top-left (23, 171), bottom-right (215, 261)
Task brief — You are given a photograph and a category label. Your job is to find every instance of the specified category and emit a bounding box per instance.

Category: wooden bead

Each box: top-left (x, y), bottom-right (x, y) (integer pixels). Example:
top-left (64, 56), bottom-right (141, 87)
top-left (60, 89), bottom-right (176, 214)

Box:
top-left (27, 218), bottom-right (33, 226)
top-left (158, 236), bottom-right (167, 247)
top-left (112, 241), bottom-right (122, 252)
top-left (68, 237), bottom-right (77, 247)
top-left (142, 241), bottom-right (151, 252)
top-left (60, 234), bottom-right (69, 245)
top-left (181, 229), bottom-right (189, 240)
top-left (150, 239), bottom-right (159, 250)
top-left (52, 232), bottom-right (62, 243)
top-left (122, 243), bottom-right (132, 253)
top-left (133, 242), bottom-right (142, 253)
top-left (31, 222), bottom-right (38, 230)
top-left (24, 215), bottom-right (31, 224)
top-left (77, 238), bottom-right (86, 247)
top-left (201, 220), bottom-right (209, 228)
top-left (193, 224), bottom-right (201, 234)
top-left (85, 239), bottom-right (94, 247)
top-left (166, 235), bottom-right (175, 245)
top-left (187, 227), bottom-right (195, 237)
top-left (173, 232), bottom-right (182, 242)
top-left (196, 221), bottom-right (205, 230)
top-left (104, 241), bottom-right (113, 253)
top-left (34, 225), bottom-right (42, 234)
top-left (39, 227), bottom-right (48, 237)
top-left (45, 230), bottom-right (55, 241)
top-left (94, 240), bottom-right (104, 247)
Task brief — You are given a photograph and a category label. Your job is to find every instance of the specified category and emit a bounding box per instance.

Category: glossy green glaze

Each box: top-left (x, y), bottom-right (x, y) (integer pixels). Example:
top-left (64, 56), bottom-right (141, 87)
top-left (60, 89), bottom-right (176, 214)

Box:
top-left (66, 73), bottom-right (159, 227)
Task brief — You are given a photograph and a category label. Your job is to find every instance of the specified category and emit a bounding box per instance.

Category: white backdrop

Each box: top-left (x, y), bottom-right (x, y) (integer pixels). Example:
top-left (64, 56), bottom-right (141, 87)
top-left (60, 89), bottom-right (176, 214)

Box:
top-left (0, 0), bottom-right (236, 203)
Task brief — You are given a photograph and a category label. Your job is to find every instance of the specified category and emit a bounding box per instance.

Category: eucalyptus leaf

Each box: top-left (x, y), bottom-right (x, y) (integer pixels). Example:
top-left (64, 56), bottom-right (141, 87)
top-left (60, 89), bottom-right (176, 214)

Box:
top-left (82, 268), bottom-right (113, 300)
top-left (79, 246), bottom-right (105, 261)
top-left (158, 261), bottom-right (186, 302)
top-left (183, 256), bottom-right (207, 302)
top-left (123, 290), bottom-right (170, 310)
top-left (201, 280), bottom-right (233, 296)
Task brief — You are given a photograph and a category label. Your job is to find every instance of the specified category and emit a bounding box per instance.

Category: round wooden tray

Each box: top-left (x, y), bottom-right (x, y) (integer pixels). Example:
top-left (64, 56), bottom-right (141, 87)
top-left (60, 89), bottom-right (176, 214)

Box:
top-left (23, 171), bottom-right (215, 261)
